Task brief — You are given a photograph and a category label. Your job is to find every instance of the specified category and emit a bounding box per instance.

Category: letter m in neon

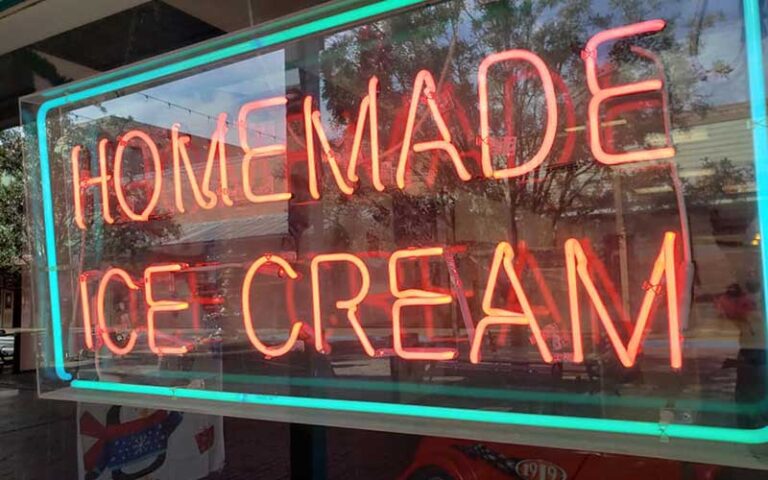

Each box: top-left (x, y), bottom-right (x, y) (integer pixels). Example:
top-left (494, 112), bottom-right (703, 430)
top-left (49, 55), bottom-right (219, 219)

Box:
top-left (566, 232), bottom-right (682, 369)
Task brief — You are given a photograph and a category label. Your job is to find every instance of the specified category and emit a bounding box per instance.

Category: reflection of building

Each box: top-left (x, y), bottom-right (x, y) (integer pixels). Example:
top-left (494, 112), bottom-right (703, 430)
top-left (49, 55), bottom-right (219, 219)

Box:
top-left (1, 0), bottom-right (329, 375)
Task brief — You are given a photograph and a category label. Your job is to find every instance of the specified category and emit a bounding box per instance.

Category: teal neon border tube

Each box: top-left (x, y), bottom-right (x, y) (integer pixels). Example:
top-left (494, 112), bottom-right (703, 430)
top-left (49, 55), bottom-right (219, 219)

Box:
top-left (31, 0), bottom-right (768, 444)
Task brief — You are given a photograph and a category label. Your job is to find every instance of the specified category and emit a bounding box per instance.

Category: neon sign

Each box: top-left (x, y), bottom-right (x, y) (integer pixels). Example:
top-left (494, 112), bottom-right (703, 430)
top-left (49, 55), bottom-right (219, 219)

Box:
top-left (62, 21), bottom-right (687, 367)
top-left (22, 0), bottom-right (768, 461)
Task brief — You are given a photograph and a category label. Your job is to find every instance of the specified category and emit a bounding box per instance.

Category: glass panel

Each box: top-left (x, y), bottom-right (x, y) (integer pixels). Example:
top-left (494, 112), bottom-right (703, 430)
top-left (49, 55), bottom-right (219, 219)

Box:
top-left (20, 0), bottom-right (768, 463)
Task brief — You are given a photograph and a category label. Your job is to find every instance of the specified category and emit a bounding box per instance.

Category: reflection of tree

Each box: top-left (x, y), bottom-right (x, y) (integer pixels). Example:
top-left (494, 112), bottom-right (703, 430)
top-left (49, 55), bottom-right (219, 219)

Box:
top-left (684, 157), bottom-right (756, 247)
top-left (0, 51), bottom-right (71, 270)
top-left (684, 158), bottom-right (754, 205)
top-left (0, 129), bottom-right (26, 271)
top-left (313, 0), bottom-right (727, 250)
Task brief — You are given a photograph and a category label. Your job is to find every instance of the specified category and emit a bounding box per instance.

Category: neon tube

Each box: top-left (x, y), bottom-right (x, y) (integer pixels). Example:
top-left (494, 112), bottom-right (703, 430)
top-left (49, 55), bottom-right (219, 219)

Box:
top-left (389, 247), bottom-right (457, 360)
top-left (311, 253), bottom-right (375, 356)
top-left (70, 145), bottom-right (87, 230)
top-left (304, 98), bottom-right (357, 197)
top-left (30, 0), bottom-right (768, 444)
top-left (744, 0), bottom-right (768, 326)
top-left (113, 130), bottom-right (162, 222)
top-left (396, 70), bottom-right (471, 189)
top-left (239, 97), bottom-right (293, 204)
top-left (171, 125), bottom-right (217, 212)
top-left (71, 143), bottom-right (114, 229)
top-left (78, 274), bottom-right (94, 350)
top-left (566, 232), bottom-right (681, 368)
top-left (346, 76), bottom-right (384, 191)
top-left (470, 242), bottom-right (553, 364)
top-left (70, 379), bottom-right (768, 444)
top-left (478, 50), bottom-right (558, 178)
top-left (583, 20), bottom-right (675, 165)
top-left (145, 264), bottom-right (190, 355)
top-left (241, 255), bottom-right (303, 358)
top-left (206, 113), bottom-right (234, 207)
top-left (95, 268), bottom-right (139, 356)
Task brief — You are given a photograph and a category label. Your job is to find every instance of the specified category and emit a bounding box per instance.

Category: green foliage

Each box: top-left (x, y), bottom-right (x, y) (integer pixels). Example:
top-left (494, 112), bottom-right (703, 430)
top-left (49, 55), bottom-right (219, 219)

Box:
top-left (314, 0), bottom-right (723, 246)
top-left (0, 128), bottom-right (25, 272)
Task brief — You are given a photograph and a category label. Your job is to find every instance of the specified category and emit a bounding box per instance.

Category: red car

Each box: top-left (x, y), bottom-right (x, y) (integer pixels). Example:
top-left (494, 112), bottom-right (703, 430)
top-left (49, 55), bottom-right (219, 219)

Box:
top-left (400, 437), bottom-right (719, 480)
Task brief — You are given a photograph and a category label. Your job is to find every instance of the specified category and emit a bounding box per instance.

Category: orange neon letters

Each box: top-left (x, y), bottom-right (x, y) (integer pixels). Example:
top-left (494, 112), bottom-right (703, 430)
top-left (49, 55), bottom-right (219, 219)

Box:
top-left (171, 125), bottom-right (217, 212)
top-left (311, 253), bottom-right (375, 356)
top-left (96, 268), bottom-right (139, 355)
top-left (470, 242), bottom-right (553, 364)
top-left (207, 113), bottom-right (235, 207)
top-left (304, 96), bottom-right (356, 199)
top-left (238, 97), bottom-right (293, 204)
top-left (71, 142), bottom-right (114, 229)
top-left (113, 130), bottom-right (163, 222)
top-left (396, 70), bottom-right (471, 189)
top-left (583, 20), bottom-right (675, 164)
top-left (78, 274), bottom-right (95, 350)
top-left (144, 264), bottom-right (190, 355)
top-left (388, 247), bottom-right (458, 361)
top-left (566, 231), bottom-right (681, 368)
top-left (241, 255), bottom-right (303, 357)
top-left (172, 114), bottom-right (234, 211)
top-left (478, 50), bottom-right (558, 178)
top-left (345, 76), bottom-right (384, 191)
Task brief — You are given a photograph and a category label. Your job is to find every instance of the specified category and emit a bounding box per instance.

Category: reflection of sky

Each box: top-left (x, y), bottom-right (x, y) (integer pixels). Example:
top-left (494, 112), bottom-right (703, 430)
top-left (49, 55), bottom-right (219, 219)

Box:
top-left (529, 0), bottom-right (752, 106)
top-left (693, 19), bottom-right (750, 105)
top-left (672, 0), bottom-right (749, 105)
top-left (72, 50), bottom-right (287, 145)
top-left (69, 0), bottom-right (759, 140)
top-left (466, 0), bottom-right (752, 107)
